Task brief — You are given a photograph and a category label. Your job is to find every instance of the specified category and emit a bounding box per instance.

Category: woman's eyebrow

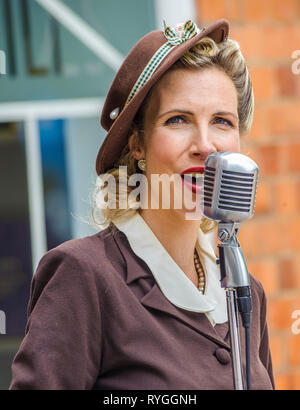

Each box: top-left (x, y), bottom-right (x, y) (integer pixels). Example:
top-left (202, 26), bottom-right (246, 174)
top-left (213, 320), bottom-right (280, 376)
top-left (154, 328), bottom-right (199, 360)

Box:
top-left (157, 109), bottom-right (194, 119)
top-left (215, 111), bottom-right (239, 121)
top-left (157, 109), bottom-right (239, 121)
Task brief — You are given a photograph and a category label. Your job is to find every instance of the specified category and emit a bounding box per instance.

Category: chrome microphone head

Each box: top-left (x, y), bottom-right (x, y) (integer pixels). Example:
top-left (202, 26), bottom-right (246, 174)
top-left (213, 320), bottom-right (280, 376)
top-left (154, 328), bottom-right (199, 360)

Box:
top-left (202, 152), bottom-right (259, 222)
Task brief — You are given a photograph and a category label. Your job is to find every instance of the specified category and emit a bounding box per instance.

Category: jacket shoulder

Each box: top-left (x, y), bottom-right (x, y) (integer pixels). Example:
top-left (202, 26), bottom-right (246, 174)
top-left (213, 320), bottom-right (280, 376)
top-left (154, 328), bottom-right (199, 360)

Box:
top-left (33, 225), bottom-right (123, 285)
top-left (48, 226), bottom-right (113, 258)
top-left (250, 273), bottom-right (266, 303)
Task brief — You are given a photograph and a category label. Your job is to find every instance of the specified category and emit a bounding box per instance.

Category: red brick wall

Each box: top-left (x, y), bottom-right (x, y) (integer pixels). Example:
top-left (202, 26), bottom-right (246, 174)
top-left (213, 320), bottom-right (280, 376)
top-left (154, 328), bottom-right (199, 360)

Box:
top-left (196, 0), bottom-right (300, 390)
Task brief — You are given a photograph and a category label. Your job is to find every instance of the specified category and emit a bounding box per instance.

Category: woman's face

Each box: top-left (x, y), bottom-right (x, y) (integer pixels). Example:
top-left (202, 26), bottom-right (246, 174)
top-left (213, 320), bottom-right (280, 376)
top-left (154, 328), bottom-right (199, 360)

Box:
top-left (131, 67), bottom-right (240, 216)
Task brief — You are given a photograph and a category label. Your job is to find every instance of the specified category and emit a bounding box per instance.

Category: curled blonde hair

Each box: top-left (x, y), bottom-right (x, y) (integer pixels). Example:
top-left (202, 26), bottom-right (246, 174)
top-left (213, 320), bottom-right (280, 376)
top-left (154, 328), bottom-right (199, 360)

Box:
top-left (92, 36), bottom-right (254, 231)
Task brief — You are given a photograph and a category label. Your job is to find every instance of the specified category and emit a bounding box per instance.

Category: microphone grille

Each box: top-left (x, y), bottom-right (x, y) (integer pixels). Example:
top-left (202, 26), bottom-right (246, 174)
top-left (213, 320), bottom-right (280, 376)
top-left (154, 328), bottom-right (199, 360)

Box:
top-left (203, 165), bottom-right (216, 208)
top-left (217, 169), bottom-right (255, 213)
top-left (202, 152), bottom-right (259, 222)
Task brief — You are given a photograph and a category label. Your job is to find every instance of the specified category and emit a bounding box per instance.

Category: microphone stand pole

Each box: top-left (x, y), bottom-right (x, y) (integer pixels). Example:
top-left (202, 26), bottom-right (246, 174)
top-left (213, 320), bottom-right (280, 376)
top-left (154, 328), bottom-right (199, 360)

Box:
top-left (225, 288), bottom-right (244, 389)
top-left (217, 221), bottom-right (252, 390)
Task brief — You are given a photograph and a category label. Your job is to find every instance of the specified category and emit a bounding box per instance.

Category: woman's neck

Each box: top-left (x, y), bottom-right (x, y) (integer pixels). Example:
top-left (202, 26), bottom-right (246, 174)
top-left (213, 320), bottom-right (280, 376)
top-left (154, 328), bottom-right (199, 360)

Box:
top-left (139, 208), bottom-right (201, 278)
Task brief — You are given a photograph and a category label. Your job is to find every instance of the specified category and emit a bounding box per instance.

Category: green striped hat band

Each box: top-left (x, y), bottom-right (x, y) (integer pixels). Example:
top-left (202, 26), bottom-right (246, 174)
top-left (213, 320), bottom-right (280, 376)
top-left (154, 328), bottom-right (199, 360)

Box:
top-left (125, 20), bottom-right (201, 106)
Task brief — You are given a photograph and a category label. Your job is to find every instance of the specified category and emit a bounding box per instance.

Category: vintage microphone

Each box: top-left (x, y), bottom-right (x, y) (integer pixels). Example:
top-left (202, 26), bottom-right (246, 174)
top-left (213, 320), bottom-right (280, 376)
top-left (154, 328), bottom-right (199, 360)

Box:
top-left (201, 152), bottom-right (259, 390)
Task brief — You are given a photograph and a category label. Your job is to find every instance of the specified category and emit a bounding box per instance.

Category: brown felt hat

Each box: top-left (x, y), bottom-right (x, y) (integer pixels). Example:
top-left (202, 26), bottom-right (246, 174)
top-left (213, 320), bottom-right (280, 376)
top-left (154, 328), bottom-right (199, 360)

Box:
top-left (96, 19), bottom-right (229, 175)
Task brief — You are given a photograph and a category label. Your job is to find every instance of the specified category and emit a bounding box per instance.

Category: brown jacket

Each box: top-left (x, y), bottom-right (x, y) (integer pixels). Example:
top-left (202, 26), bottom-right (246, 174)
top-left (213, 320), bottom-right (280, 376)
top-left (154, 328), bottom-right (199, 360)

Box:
top-left (10, 225), bottom-right (275, 390)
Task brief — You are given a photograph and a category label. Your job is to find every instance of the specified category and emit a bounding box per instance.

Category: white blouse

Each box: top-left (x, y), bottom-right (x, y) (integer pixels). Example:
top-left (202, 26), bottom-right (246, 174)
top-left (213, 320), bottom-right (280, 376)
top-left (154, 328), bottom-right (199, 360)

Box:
top-left (114, 212), bottom-right (228, 326)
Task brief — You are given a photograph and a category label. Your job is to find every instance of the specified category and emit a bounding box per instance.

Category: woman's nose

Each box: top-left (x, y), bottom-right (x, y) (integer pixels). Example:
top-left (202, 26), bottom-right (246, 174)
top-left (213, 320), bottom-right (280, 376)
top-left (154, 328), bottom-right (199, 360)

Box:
top-left (190, 127), bottom-right (217, 160)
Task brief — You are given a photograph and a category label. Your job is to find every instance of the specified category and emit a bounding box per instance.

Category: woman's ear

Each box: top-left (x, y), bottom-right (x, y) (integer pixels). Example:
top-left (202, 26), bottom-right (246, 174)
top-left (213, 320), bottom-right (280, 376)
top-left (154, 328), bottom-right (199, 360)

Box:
top-left (128, 128), bottom-right (145, 160)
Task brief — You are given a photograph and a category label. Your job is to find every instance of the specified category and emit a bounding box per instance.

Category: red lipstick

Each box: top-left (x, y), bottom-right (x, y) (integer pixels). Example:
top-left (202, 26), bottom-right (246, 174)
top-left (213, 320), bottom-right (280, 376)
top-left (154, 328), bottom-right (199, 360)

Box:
top-left (180, 167), bottom-right (205, 193)
top-left (181, 166), bottom-right (205, 175)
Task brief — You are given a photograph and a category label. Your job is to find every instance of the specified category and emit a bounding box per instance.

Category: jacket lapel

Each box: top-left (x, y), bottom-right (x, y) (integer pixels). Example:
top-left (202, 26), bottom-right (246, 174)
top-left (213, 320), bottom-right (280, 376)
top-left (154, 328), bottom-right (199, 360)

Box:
top-left (112, 226), bottom-right (230, 350)
top-left (141, 283), bottom-right (230, 349)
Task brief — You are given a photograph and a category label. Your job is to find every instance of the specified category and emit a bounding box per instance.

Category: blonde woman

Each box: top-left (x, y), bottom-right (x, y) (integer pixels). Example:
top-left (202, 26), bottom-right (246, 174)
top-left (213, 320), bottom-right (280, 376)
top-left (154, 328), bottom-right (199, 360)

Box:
top-left (10, 19), bottom-right (274, 390)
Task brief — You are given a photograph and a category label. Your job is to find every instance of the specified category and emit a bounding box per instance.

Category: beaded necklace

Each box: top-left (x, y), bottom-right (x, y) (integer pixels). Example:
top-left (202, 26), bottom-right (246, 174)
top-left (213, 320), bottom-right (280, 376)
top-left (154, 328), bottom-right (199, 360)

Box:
top-left (194, 250), bottom-right (206, 294)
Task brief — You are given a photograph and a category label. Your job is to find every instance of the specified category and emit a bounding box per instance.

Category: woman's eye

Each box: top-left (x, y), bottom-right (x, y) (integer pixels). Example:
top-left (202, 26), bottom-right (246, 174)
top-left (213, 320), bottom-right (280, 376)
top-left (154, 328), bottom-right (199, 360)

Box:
top-left (164, 115), bottom-right (187, 126)
top-left (214, 116), bottom-right (233, 127)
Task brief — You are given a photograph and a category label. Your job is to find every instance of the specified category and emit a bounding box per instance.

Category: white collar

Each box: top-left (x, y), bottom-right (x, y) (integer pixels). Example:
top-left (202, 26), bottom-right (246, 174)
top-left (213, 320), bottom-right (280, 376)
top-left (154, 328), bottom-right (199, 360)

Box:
top-left (114, 212), bottom-right (227, 325)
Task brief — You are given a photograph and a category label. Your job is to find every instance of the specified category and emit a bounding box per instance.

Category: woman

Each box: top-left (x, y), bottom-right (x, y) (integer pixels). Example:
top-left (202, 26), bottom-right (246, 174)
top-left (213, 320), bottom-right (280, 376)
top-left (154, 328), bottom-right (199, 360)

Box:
top-left (10, 19), bottom-right (275, 390)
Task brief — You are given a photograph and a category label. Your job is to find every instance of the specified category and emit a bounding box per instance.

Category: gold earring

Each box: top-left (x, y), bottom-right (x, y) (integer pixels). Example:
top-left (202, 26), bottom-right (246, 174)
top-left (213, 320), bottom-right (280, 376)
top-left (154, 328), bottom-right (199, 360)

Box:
top-left (137, 159), bottom-right (146, 171)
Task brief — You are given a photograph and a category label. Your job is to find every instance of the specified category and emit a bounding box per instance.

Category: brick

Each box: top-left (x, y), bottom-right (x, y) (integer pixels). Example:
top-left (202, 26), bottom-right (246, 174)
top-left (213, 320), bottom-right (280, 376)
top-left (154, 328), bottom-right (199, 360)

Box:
top-left (262, 26), bottom-right (287, 60)
top-left (290, 372), bottom-right (300, 390)
top-left (281, 143), bottom-right (300, 173)
top-left (275, 371), bottom-right (300, 390)
top-left (275, 373), bottom-right (292, 390)
top-left (257, 219), bottom-right (284, 256)
top-left (250, 66), bottom-right (276, 101)
top-left (266, 102), bottom-right (300, 136)
top-left (226, 0), bottom-right (241, 23)
top-left (230, 25), bottom-right (264, 60)
top-left (269, 336), bottom-right (284, 370)
top-left (196, 0), bottom-right (226, 21)
top-left (248, 259), bottom-right (279, 296)
top-left (280, 255), bottom-right (300, 290)
top-left (276, 65), bottom-right (298, 97)
top-left (275, 180), bottom-right (300, 216)
top-left (269, 0), bottom-right (300, 23)
top-left (258, 145), bottom-right (280, 176)
top-left (245, 0), bottom-right (299, 23)
top-left (262, 25), bottom-right (300, 60)
top-left (286, 217), bottom-right (300, 251)
top-left (288, 335), bottom-right (300, 366)
top-left (238, 221), bottom-right (259, 257)
top-left (268, 297), bottom-right (300, 330)
top-left (244, 0), bottom-right (269, 21)
top-left (285, 26), bottom-right (300, 61)
top-left (247, 106), bottom-right (267, 141)
top-left (255, 181), bottom-right (273, 215)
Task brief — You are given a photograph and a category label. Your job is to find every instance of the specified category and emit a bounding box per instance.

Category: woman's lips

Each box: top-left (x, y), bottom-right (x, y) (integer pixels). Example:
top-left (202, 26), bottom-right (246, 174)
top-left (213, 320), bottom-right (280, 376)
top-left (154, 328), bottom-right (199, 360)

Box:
top-left (180, 167), bottom-right (205, 193)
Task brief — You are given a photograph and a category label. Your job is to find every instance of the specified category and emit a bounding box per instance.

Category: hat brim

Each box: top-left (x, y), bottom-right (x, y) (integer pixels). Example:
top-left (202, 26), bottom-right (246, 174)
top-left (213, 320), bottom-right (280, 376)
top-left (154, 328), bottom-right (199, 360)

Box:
top-left (96, 19), bottom-right (229, 175)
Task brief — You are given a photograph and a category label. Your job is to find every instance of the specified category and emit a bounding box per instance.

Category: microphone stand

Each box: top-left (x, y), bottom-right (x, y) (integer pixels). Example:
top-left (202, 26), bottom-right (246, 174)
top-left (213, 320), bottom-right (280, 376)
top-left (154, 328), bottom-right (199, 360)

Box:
top-left (217, 221), bottom-right (252, 390)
